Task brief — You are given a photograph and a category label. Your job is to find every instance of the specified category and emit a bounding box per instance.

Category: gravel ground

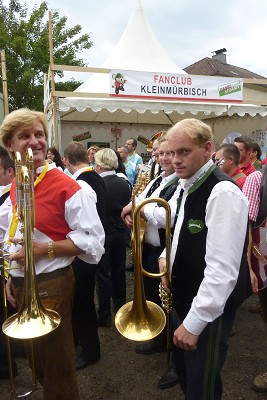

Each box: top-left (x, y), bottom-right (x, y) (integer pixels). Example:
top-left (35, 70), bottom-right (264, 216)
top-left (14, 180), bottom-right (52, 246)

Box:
top-left (1, 261), bottom-right (267, 399)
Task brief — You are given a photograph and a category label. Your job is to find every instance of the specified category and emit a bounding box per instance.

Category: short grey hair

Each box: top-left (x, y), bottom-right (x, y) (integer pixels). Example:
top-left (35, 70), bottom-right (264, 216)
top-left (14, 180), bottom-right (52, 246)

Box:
top-left (94, 148), bottom-right (118, 170)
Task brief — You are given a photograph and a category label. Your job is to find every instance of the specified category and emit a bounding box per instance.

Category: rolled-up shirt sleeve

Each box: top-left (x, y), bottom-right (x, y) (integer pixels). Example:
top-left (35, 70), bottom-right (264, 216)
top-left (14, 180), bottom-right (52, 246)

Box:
top-left (143, 186), bottom-right (181, 228)
top-left (65, 185), bottom-right (105, 264)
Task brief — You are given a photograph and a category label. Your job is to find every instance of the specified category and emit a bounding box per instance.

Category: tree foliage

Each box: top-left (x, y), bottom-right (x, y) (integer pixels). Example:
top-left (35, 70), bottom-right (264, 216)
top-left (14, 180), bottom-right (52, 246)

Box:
top-left (0, 0), bottom-right (93, 111)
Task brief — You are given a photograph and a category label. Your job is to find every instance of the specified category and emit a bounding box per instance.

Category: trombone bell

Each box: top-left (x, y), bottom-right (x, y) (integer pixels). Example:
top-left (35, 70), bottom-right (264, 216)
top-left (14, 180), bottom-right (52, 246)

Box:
top-left (2, 307), bottom-right (60, 339)
top-left (115, 197), bottom-right (171, 342)
top-left (115, 300), bottom-right (166, 341)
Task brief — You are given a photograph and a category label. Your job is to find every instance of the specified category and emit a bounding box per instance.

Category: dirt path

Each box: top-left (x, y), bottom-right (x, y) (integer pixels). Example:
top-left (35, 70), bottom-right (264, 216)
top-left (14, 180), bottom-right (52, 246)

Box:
top-left (1, 274), bottom-right (267, 399)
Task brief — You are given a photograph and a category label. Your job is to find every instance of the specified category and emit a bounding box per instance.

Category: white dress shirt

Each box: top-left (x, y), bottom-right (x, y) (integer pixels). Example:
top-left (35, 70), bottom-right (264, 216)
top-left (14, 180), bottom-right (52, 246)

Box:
top-left (136, 171), bottom-right (177, 247)
top-left (0, 184), bottom-right (12, 241)
top-left (161, 160), bottom-right (249, 335)
top-left (143, 184), bottom-right (181, 229)
top-left (6, 163), bottom-right (105, 276)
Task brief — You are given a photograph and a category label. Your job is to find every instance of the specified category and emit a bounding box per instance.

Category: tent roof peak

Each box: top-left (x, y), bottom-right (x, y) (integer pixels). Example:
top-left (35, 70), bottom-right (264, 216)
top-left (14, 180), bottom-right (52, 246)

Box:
top-left (76, 1), bottom-right (185, 94)
top-left (99, 1), bottom-right (184, 73)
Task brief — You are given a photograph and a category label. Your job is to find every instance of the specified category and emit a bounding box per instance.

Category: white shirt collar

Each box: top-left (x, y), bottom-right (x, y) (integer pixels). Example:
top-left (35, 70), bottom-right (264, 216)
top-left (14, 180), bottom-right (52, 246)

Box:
top-left (36, 161), bottom-right (56, 174)
top-left (179, 159), bottom-right (213, 190)
top-left (99, 170), bottom-right (116, 177)
top-left (0, 183), bottom-right (11, 196)
top-left (160, 171), bottom-right (177, 183)
top-left (72, 166), bottom-right (92, 181)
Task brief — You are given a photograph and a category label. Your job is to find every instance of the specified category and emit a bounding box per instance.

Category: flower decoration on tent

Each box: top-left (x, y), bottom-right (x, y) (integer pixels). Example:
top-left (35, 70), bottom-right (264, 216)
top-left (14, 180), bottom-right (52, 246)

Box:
top-left (111, 127), bottom-right (121, 139)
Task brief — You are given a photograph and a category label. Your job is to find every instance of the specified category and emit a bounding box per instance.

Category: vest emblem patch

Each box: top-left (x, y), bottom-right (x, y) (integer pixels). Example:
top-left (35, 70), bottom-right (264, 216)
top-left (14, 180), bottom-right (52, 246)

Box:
top-left (188, 219), bottom-right (204, 234)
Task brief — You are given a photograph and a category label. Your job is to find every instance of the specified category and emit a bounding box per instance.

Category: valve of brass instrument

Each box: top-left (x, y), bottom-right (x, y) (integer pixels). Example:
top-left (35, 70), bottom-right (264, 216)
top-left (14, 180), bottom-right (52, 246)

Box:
top-left (159, 282), bottom-right (172, 314)
top-left (0, 242), bottom-right (10, 279)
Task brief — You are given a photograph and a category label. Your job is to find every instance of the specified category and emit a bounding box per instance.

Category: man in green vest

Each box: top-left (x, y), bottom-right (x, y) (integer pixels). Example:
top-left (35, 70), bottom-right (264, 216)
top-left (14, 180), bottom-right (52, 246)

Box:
top-left (159, 118), bottom-right (251, 400)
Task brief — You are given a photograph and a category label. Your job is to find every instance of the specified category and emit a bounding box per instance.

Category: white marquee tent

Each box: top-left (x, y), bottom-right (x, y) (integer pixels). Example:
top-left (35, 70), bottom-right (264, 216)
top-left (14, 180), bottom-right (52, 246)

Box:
top-left (48, 0), bottom-right (267, 150)
top-left (56, 1), bottom-right (267, 124)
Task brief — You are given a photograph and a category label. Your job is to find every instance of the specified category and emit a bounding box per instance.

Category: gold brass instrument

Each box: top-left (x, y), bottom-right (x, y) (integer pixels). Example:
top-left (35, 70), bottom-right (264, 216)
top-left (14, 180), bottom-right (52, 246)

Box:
top-left (115, 197), bottom-right (171, 342)
top-left (2, 149), bottom-right (61, 339)
top-left (159, 270), bottom-right (172, 367)
top-left (131, 165), bottom-right (150, 260)
top-left (146, 131), bottom-right (165, 153)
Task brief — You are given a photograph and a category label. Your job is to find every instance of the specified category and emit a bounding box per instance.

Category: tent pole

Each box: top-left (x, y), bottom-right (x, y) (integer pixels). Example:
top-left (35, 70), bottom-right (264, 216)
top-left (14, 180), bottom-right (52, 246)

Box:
top-left (48, 11), bottom-right (59, 149)
top-left (163, 111), bottom-right (175, 126)
top-left (43, 73), bottom-right (47, 110)
top-left (1, 50), bottom-right (9, 116)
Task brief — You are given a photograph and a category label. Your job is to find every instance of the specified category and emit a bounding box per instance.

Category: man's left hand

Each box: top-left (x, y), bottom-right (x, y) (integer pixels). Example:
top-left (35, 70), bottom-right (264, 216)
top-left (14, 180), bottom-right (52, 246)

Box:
top-left (9, 238), bottom-right (46, 266)
top-left (173, 323), bottom-right (198, 351)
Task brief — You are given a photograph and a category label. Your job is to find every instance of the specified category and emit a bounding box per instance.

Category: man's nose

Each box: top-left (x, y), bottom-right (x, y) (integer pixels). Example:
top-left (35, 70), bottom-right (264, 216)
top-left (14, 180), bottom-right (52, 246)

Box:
top-left (173, 155), bottom-right (181, 164)
top-left (28, 134), bottom-right (39, 145)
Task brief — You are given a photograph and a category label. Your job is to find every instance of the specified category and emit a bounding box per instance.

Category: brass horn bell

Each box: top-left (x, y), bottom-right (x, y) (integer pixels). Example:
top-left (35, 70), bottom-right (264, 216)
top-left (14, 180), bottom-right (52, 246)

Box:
top-left (115, 197), bottom-right (171, 341)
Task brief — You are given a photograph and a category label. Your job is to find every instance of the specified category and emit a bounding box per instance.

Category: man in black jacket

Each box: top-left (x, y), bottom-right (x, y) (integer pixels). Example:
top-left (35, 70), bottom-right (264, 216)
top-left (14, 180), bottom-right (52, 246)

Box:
top-left (94, 148), bottom-right (131, 327)
top-left (64, 141), bottom-right (107, 370)
top-left (0, 146), bottom-right (17, 379)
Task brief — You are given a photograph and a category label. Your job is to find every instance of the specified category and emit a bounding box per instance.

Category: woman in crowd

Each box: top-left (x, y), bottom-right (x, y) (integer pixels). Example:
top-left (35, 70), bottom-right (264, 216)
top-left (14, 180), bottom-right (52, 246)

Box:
top-left (47, 147), bottom-right (65, 171)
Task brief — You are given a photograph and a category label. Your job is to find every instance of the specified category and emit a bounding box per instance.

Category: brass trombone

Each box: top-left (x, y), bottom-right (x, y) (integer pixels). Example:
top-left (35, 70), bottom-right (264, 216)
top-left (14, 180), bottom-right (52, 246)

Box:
top-left (2, 149), bottom-right (60, 339)
top-left (1, 149), bottom-right (61, 397)
top-left (115, 197), bottom-right (171, 343)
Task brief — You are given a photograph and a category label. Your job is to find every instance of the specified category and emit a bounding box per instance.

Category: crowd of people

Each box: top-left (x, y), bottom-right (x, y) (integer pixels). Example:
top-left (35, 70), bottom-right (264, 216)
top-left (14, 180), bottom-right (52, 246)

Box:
top-left (0, 108), bottom-right (267, 399)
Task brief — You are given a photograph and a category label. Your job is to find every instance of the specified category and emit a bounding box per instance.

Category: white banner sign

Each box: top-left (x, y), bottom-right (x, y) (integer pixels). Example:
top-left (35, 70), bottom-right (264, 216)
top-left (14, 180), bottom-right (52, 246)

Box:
top-left (109, 70), bottom-right (243, 102)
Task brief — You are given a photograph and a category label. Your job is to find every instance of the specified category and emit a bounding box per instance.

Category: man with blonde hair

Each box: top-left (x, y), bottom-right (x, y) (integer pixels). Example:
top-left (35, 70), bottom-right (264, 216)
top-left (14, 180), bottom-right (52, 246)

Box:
top-left (0, 108), bottom-right (105, 400)
top-left (159, 118), bottom-right (251, 399)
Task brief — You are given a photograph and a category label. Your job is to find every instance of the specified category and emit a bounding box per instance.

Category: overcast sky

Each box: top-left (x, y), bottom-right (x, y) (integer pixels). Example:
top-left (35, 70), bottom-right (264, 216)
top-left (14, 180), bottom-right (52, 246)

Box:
top-left (5, 0), bottom-right (267, 79)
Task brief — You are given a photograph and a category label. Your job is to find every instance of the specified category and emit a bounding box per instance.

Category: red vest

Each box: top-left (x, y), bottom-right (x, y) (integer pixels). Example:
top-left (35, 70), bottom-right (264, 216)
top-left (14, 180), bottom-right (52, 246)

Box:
top-left (10, 169), bottom-right (81, 241)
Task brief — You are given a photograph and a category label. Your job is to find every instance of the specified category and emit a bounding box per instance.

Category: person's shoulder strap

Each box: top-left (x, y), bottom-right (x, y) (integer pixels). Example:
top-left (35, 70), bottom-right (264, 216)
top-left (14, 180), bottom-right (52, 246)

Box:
top-left (0, 191), bottom-right (10, 207)
top-left (255, 165), bottom-right (267, 226)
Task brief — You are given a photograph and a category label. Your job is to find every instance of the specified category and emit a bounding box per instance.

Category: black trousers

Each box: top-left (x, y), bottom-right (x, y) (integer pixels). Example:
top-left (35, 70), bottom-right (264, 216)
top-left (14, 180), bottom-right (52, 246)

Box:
top-left (72, 259), bottom-right (100, 361)
top-left (258, 285), bottom-right (267, 322)
top-left (0, 278), bottom-right (17, 373)
top-left (142, 242), bottom-right (162, 306)
top-left (142, 243), bottom-right (167, 346)
top-left (172, 307), bottom-right (236, 400)
top-left (96, 229), bottom-right (127, 321)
